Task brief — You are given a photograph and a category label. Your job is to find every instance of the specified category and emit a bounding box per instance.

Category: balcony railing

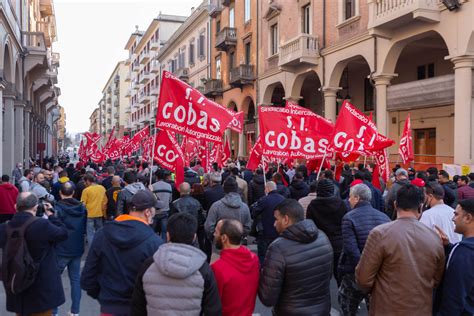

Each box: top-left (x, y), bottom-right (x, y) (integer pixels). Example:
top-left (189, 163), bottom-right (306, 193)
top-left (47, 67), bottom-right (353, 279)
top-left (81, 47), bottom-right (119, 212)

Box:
top-left (150, 61), bottom-right (160, 73)
top-left (113, 100), bottom-right (119, 107)
top-left (125, 73), bottom-right (131, 82)
top-left (174, 67), bottom-right (189, 81)
top-left (368, 0), bottom-right (441, 30)
top-left (230, 65), bottom-right (255, 87)
top-left (140, 51), bottom-right (152, 64)
top-left (204, 79), bottom-right (223, 97)
top-left (151, 85), bottom-right (160, 96)
top-left (125, 88), bottom-right (131, 97)
top-left (114, 113), bottom-right (119, 119)
top-left (278, 34), bottom-right (319, 69)
top-left (140, 72), bottom-right (152, 84)
top-left (51, 52), bottom-right (60, 67)
top-left (106, 97), bottom-right (111, 104)
top-left (387, 74), bottom-right (456, 111)
top-left (215, 27), bottom-right (237, 51)
top-left (114, 87), bottom-right (119, 95)
top-left (150, 40), bottom-right (160, 51)
top-left (209, 3), bottom-right (223, 17)
top-left (23, 32), bottom-right (46, 53)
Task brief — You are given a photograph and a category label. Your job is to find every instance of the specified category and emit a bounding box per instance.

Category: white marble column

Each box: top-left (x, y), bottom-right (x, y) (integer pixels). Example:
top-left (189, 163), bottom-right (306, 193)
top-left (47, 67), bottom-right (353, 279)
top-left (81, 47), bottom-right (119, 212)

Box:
top-left (238, 132), bottom-right (245, 158)
top-left (451, 56), bottom-right (474, 164)
top-left (24, 108), bottom-right (31, 167)
top-left (3, 96), bottom-right (15, 175)
top-left (322, 87), bottom-right (340, 123)
top-left (373, 74), bottom-right (396, 136)
top-left (14, 102), bottom-right (25, 165)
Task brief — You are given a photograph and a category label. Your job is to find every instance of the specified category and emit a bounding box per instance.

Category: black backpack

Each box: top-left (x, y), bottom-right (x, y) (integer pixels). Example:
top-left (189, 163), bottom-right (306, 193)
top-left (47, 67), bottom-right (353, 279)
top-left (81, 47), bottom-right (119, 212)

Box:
top-left (1, 216), bottom-right (41, 295)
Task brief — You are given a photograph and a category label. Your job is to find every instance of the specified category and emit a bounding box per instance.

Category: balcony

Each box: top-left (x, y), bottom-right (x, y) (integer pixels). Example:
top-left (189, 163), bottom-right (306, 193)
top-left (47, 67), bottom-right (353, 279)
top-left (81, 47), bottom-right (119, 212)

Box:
top-left (106, 97), bottom-right (111, 104)
top-left (51, 52), bottom-right (60, 67)
top-left (204, 79), bottom-right (223, 97)
top-left (140, 51), bottom-right (152, 64)
top-left (114, 113), bottom-right (119, 119)
top-left (125, 88), bottom-right (131, 97)
top-left (221, 0), bottom-right (230, 6)
top-left (368, 0), bottom-right (440, 35)
top-left (215, 27), bottom-right (237, 51)
top-left (278, 34), bottom-right (319, 70)
top-left (209, 3), bottom-right (223, 17)
top-left (107, 86), bottom-right (112, 93)
top-left (139, 91), bottom-right (151, 104)
top-left (131, 66), bottom-right (139, 74)
top-left (150, 40), bottom-right (160, 51)
top-left (132, 82), bottom-right (139, 91)
top-left (124, 58), bottom-right (131, 66)
top-left (150, 61), bottom-right (160, 73)
top-left (139, 72), bottom-right (152, 84)
top-left (113, 100), bottom-right (119, 107)
top-left (125, 73), bottom-right (131, 82)
top-left (230, 64), bottom-right (255, 88)
top-left (107, 108), bottom-right (112, 114)
top-left (125, 106), bottom-right (131, 114)
top-left (114, 87), bottom-right (119, 95)
top-left (174, 68), bottom-right (189, 82)
top-left (23, 32), bottom-right (47, 73)
top-left (150, 85), bottom-right (160, 96)
top-left (387, 74), bottom-right (457, 111)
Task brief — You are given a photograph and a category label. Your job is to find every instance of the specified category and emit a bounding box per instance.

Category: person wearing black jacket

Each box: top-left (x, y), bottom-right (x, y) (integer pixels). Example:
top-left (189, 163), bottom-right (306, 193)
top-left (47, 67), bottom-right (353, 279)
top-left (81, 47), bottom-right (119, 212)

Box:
top-left (306, 179), bottom-right (348, 285)
top-left (259, 199), bottom-right (333, 315)
top-left (105, 176), bottom-right (122, 219)
top-left (439, 170), bottom-right (458, 208)
top-left (289, 172), bottom-right (310, 201)
top-left (272, 173), bottom-right (290, 198)
top-left (203, 172), bottom-right (225, 211)
top-left (248, 169), bottom-right (265, 205)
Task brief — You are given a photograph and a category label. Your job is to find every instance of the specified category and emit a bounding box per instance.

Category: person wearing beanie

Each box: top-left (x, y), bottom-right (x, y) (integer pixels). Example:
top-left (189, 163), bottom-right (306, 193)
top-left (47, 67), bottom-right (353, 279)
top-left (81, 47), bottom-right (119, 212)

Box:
top-left (204, 176), bottom-right (252, 239)
top-left (306, 179), bottom-right (348, 285)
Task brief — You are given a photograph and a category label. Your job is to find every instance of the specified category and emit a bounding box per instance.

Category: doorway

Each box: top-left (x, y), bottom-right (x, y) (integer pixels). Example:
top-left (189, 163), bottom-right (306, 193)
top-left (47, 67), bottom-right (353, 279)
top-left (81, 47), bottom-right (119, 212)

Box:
top-left (414, 128), bottom-right (436, 163)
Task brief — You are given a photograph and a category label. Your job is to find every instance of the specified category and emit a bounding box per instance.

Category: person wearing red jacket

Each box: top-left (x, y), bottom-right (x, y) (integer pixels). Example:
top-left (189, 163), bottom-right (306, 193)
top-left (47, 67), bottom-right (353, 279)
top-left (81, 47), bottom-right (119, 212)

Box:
top-left (0, 175), bottom-right (19, 223)
top-left (211, 219), bottom-right (259, 316)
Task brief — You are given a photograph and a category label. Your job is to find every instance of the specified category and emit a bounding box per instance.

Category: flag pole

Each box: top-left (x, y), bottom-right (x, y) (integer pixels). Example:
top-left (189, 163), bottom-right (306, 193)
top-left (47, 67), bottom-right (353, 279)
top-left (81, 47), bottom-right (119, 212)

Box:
top-left (149, 126), bottom-right (157, 186)
top-left (261, 154), bottom-right (267, 187)
top-left (316, 149), bottom-right (328, 181)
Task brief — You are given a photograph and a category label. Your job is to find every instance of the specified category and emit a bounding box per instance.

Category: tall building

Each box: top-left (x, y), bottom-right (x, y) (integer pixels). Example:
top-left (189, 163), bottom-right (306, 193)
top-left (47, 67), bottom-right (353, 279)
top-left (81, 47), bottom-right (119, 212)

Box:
top-left (89, 107), bottom-right (100, 134)
top-left (257, 0), bottom-right (474, 166)
top-left (124, 14), bottom-right (187, 136)
top-left (0, 0), bottom-right (61, 174)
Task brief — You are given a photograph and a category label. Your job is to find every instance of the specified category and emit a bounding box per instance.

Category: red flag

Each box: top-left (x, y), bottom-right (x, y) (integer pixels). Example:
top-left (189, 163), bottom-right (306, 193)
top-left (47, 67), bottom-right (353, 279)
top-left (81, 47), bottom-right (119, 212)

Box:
top-left (124, 126), bottom-right (150, 156)
top-left (372, 161), bottom-right (382, 190)
top-left (227, 111), bottom-right (244, 133)
top-left (398, 113), bottom-right (413, 164)
top-left (208, 143), bottom-right (220, 170)
top-left (374, 149), bottom-right (390, 183)
top-left (334, 159), bottom-right (343, 182)
top-left (156, 71), bottom-right (234, 143)
top-left (221, 136), bottom-right (231, 166)
top-left (247, 137), bottom-right (267, 171)
top-left (247, 134), bottom-right (253, 157)
top-left (153, 130), bottom-right (185, 188)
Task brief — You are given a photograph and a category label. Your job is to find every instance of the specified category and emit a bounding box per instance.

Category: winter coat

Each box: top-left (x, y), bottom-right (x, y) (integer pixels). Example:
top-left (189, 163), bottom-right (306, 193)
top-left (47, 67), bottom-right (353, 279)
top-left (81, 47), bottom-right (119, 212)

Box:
top-left (30, 182), bottom-right (54, 202)
top-left (170, 195), bottom-right (205, 228)
top-left (0, 182), bottom-right (19, 214)
top-left (184, 169), bottom-right (201, 187)
top-left (276, 182), bottom-right (290, 199)
top-left (442, 181), bottom-right (458, 208)
top-left (248, 175), bottom-right (265, 205)
top-left (202, 184), bottom-right (225, 211)
top-left (211, 246), bottom-right (260, 316)
top-left (434, 237), bottom-right (474, 316)
top-left (250, 191), bottom-right (285, 240)
top-left (101, 175), bottom-right (113, 191)
top-left (55, 198), bottom-right (87, 258)
top-left (80, 216), bottom-right (163, 312)
top-left (385, 179), bottom-right (410, 218)
top-left (364, 180), bottom-right (385, 213)
top-left (0, 212), bottom-right (68, 314)
top-left (131, 243), bottom-right (221, 316)
top-left (458, 184), bottom-right (474, 200)
top-left (151, 180), bottom-right (173, 212)
top-left (306, 196), bottom-right (347, 257)
top-left (204, 192), bottom-right (252, 238)
top-left (105, 186), bottom-right (121, 218)
top-left (51, 176), bottom-right (72, 201)
top-left (116, 182), bottom-right (146, 214)
top-left (339, 201), bottom-right (390, 275)
top-left (289, 180), bottom-right (310, 201)
top-left (258, 220), bottom-right (333, 315)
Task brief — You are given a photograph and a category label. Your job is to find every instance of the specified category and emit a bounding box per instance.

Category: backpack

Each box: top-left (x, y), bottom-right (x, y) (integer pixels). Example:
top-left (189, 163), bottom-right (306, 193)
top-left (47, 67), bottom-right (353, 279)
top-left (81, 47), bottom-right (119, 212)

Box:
top-left (1, 216), bottom-right (42, 295)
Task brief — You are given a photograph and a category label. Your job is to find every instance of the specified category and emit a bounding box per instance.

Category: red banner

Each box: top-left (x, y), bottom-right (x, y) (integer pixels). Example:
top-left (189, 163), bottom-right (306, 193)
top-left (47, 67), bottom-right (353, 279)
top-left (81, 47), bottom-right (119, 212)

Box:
top-left (227, 111), bottom-right (244, 133)
top-left (221, 136), bottom-right (231, 166)
top-left (247, 137), bottom-right (267, 171)
top-left (258, 102), bottom-right (334, 160)
top-left (153, 130), bottom-right (184, 188)
top-left (374, 149), bottom-right (390, 183)
top-left (399, 113), bottom-right (413, 164)
top-left (156, 71), bottom-right (234, 143)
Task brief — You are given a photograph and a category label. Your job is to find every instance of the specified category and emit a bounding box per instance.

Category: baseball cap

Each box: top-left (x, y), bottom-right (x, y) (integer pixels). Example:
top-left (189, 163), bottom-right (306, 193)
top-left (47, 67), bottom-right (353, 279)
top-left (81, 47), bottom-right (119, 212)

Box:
top-left (132, 190), bottom-right (165, 211)
top-left (350, 179), bottom-right (364, 187)
top-left (411, 178), bottom-right (425, 188)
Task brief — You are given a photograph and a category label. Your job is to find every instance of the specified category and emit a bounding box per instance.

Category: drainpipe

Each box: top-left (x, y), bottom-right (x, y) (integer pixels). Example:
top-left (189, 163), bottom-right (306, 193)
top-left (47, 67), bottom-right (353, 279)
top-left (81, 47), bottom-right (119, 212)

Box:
top-left (321, 0), bottom-right (326, 114)
top-left (370, 36), bottom-right (377, 121)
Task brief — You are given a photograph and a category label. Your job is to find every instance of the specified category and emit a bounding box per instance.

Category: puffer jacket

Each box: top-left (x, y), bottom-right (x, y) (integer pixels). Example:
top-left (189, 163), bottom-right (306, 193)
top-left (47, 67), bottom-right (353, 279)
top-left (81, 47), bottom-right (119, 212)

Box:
top-left (170, 195), bottom-right (205, 227)
top-left (339, 201), bottom-right (390, 275)
top-left (131, 243), bottom-right (221, 316)
top-left (204, 192), bottom-right (252, 238)
top-left (55, 198), bottom-right (87, 258)
top-left (289, 180), bottom-right (310, 201)
top-left (248, 175), bottom-right (265, 205)
top-left (116, 182), bottom-right (146, 214)
top-left (258, 220), bottom-right (333, 316)
top-left (250, 191), bottom-right (286, 240)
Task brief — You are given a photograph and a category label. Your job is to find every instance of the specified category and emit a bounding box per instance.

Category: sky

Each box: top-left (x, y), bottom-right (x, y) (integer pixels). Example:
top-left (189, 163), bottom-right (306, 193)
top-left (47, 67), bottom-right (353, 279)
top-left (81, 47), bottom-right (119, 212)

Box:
top-left (54, 0), bottom-right (202, 135)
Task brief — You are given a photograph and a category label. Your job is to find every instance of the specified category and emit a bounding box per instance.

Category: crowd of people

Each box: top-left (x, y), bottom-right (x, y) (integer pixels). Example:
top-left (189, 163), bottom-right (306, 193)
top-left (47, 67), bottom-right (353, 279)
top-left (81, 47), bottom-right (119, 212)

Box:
top-left (0, 155), bottom-right (473, 316)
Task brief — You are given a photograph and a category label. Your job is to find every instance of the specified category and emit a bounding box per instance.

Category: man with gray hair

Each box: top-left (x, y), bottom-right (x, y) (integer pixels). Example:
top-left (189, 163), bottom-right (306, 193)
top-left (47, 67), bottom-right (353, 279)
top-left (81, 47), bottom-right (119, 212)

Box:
top-left (338, 183), bottom-right (390, 315)
top-left (385, 168), bottom-right (410, 218)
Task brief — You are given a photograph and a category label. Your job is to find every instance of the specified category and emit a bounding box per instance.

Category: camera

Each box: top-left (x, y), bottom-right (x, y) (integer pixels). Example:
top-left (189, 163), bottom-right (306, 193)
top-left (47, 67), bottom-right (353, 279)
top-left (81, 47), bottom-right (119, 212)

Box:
top-left (36, 199), bottom-right (54, 217)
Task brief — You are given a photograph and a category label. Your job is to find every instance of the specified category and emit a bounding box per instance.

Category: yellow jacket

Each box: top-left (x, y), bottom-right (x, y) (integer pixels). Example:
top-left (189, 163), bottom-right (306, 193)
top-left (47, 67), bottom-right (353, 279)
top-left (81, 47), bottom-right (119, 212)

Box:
top-left (81, 184), bottom-right (107, 218)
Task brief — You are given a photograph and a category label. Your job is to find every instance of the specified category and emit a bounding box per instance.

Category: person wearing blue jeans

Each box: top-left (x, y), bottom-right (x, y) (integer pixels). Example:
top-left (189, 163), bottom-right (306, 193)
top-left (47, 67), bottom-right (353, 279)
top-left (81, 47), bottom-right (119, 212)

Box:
top-left (87, 217), bottom-right (103, 244)
top-left (53, 256), bottom-right (82, 316)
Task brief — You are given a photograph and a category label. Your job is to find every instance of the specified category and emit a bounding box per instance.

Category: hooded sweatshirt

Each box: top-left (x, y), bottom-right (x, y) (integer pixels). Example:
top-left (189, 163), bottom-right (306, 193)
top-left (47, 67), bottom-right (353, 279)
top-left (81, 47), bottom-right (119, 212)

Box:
top-left (0, 182), bottom-right (19, 214)
top-left (211, 246), bottom-right (260, 316)
top-left (116, 182), bottom-right (146, 214)
top-left (52, 176), bottom-right (72, 201)
top-left (131, 243), bottom-right (221, 316)
top-left (204, 192), bottom-right (252, 238)
top-left (55, 198), bottom-right (87, 257)
top-left (435, 237), bottom-right (474, 315)
top-left (80, 217), bottom-right (163, 313)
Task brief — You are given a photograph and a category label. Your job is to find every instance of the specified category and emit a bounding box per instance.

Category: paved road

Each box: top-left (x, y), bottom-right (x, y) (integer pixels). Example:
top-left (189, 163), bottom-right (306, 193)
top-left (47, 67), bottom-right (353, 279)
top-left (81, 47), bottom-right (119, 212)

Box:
top-left (0, 241), bottom-right (367, 316)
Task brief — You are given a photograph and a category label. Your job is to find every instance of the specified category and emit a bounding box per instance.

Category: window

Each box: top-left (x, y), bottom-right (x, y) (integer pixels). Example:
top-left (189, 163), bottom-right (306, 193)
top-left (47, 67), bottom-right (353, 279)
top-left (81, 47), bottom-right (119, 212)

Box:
top-left (302, 4), bottom-right (311, 34)
top-left (198, 33), bottom-right (205, 58)
top-left (189, 41), bottom-right (195, 65)
top-left (417, 63), bottom-right (435, 80)
top-left (245, 42), bottom-right (251, 65)
top-left (216, 57), bottom-right (221, 80)
top-left (345, 0), bottom-right (355, 20)
top-left (216, 20), bottom-right (221, 33)
top-left (244, 0), bottom-right (251, 22)
top-left (270, 24), bottom-right (278, 55)
top-left (229, 7), bottom-right (235, 28)
top-left (178, 48), bottom-right (185, 69)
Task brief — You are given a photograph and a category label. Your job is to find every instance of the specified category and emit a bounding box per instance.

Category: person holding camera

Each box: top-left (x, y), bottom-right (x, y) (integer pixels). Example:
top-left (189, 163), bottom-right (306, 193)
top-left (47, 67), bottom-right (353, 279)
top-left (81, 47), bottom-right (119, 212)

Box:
top-left (0, 192), bottom-right (68, 316)
top-left (30, 172), bottom-right (55, 206)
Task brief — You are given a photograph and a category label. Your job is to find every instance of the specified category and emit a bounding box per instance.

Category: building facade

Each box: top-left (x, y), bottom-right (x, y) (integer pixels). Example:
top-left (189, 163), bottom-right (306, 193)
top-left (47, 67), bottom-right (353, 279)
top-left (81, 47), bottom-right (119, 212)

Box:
top-left (257, 0), bottom-right (474, 167)
top-left (89, 107), bottom-right (100, 134)
top-left (0, 0), bottom-right (61, 175)
top-left (124, 14), bottom-right (186, 136)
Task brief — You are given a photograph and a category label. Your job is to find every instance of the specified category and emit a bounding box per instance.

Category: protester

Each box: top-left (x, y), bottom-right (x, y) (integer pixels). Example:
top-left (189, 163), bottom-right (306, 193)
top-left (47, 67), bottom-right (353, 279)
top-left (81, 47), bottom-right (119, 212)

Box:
top-left (0, 175), bottom-right (19, 223)
top-left (385, 167), bottom-right (410, 218)
top-left (80, 173), bottom-right (107, 244)
top-left (306, 179), bottom-right (347, 285)
top-left (0, 192), bottom-right (67, 316)
top-left (457, 175), bottom-right (474, 200)
top-left (439, 170), bottom-right (458, 208)
top-left (469, 173), bottom-right (474, 188)
top-left (131, 212), bottom-right (221, 315)
top-left (205, 176), bottom-right (252, 239)
top-left (272, 172), bottom-right (290, 198)
top-left (250, 181), bottom-right (285, 264)
top-left (421, 182), bottom-right (462, 243)
top-left (42, 169), bottom-right (54, 192)
top-left (116, 171), bottom-right (146, 215)
top-left (289, 172), bottom-right (309, 201)
top-left (338, 183), bottom-right (390, 314)
top-left (231, 167), bottom-right (248, 204)
top-left (322, 169), bottom-right (341, 198)
top-left (259, 199), bottom-right (333, 315)
top-left (30, 171), bottom-right (55, 202)
top-left (18, 168), bottom-right (34, 193)
top-left (11, 162), bottom-right (23, 188)
top-left (298, 181), bottom-right (318, 215)
top-left (150, 169), bottom-right (173, 240)
top-left (203, 172), bottom-right (225, 211)
top-left (53, 182), bottom-right (87, 316)
top-left (211, 219), bottom-right (259, 316)
top-left (101, 166), bottom-right (115, 190)
top-left (105, 175), bottom-right (122, 220)
top-left (248, 168), bottom-right (266, 205)
top-left (184, 166), bottom-right (201, 186)
top-left (51, 170), bottom-right (72, 201)
top-left (355, 184), bottom-right (445, 315)
top-left (81, 190), bottom-right (164, 316)
top-left (433, 199), bottom-right (474, 315)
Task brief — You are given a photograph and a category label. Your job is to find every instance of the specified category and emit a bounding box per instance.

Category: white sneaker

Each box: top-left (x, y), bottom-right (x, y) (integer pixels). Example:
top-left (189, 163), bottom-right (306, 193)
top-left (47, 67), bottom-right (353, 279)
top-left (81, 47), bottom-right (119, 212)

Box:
top-left (69, 313), bottom-right (79, 316)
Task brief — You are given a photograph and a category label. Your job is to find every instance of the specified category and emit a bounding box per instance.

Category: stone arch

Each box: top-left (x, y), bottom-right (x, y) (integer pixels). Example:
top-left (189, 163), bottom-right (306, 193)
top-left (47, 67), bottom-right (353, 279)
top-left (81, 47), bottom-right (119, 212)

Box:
top-left (381, 30), bottom-right (452, 74)
top-left (3, 44), bottom-right (13, 82)
top-left (241, 95), bottom-right (254, 115)
top-left (227, 101), bottom-right (237, 111)
top-left (328, 54), bottom-right (372, 87)
top-left (262, 81), bottom-right (285, 105)
top-left (290, 70), bottom-right (321, 99)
